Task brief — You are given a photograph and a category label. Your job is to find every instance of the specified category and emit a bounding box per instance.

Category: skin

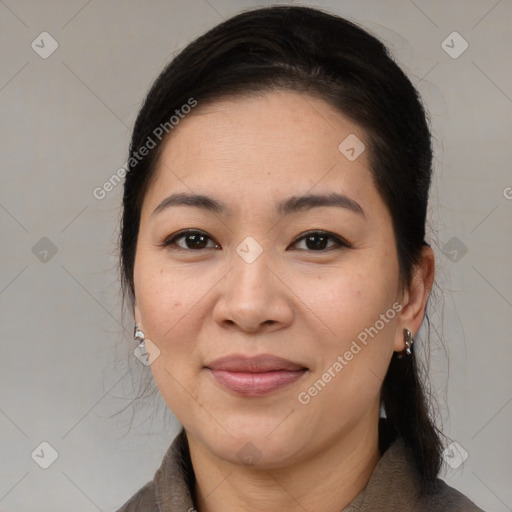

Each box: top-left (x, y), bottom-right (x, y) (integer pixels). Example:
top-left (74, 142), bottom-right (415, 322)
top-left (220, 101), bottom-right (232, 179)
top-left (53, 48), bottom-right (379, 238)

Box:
top-left (133, 90), bottom-right (435, 512)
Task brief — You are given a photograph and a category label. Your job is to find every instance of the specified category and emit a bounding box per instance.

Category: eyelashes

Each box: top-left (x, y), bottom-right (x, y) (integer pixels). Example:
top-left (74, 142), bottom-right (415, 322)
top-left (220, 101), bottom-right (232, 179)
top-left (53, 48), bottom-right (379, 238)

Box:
top-left (160, 229), bottom-right (351, 252)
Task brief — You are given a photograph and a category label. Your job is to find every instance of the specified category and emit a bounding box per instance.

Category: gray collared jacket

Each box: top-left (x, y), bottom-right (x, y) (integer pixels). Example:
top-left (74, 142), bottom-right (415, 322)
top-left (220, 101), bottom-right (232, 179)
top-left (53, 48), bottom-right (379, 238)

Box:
top-left (114, 420), bottom-right (486, 511)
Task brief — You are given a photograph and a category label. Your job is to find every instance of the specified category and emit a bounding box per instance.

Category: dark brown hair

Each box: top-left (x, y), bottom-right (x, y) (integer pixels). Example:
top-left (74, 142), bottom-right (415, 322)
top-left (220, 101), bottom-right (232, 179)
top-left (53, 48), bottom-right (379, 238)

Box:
top-left (118, 5), bottom-right (444, 491)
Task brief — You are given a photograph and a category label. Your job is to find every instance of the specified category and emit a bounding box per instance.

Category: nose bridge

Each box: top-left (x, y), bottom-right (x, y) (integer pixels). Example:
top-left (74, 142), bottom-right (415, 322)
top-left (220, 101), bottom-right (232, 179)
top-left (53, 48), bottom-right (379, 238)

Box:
top-left (213, 234), bottom-right (293, 331)
top-left (231, 234), bottom-right (274, 298)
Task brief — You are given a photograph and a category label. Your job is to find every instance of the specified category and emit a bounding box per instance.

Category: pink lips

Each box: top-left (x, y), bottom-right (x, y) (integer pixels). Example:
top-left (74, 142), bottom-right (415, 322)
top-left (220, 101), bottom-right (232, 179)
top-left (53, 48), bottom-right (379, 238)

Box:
top-left (205, 354), bottom-right (308, 396)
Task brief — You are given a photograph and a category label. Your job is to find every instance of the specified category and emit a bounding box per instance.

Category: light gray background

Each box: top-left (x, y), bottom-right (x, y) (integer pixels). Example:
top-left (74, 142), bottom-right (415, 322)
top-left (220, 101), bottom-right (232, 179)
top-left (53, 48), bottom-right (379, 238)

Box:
top-left (1, 1), bottom-right (511, 511)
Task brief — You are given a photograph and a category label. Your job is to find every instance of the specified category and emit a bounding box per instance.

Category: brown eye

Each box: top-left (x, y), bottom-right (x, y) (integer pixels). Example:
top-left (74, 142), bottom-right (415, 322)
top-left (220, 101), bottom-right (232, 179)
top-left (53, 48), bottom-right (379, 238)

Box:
top-left (161, 229), bottom-right (350, 252)
top-left (290, 231), bottom-right (350, 251)
top-left (163, 230), bottom-right (220, 250)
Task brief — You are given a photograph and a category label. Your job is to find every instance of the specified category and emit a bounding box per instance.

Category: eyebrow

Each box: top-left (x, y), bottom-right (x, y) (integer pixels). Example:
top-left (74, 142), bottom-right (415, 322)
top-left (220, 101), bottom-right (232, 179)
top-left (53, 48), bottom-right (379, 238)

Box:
top-left (151, 192), bottom-right (365, 219)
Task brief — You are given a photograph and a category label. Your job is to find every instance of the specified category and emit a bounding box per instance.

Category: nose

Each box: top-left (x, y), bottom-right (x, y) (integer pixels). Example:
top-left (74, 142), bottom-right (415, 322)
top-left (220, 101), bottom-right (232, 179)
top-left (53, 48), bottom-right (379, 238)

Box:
top-left (212, 251), bottom-right (294, 334)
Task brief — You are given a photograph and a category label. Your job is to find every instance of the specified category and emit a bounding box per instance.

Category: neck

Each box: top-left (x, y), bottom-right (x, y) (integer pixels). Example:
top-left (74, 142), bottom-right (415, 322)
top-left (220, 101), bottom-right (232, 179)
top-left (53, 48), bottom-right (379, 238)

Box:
top-left (188, 413), bottom-right (381, 512)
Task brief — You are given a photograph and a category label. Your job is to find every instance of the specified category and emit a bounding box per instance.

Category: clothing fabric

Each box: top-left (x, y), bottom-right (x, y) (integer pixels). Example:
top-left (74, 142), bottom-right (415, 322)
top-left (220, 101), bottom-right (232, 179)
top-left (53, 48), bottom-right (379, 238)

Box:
top-left (114, 418), bottom-right (486, 511)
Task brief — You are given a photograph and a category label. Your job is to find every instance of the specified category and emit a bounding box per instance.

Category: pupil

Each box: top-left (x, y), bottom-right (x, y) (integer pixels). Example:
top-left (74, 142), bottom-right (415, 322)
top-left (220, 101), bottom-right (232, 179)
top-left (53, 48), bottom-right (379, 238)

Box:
top-left (188, 234), bottom-right (207, 249)
top-left (307, 234), bottom-right (327, 250)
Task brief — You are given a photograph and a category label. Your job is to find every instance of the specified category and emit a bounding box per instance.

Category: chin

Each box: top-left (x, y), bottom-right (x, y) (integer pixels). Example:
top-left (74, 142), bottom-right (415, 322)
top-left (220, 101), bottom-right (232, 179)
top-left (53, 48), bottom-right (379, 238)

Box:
top-left (198, 417), bottom-right (307, 468)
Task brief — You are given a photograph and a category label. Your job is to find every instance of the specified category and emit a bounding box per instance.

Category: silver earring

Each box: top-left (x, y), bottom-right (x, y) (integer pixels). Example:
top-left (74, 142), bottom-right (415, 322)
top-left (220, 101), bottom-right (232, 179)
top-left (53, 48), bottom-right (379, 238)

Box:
top-left (134, 323), bottom-right (145, 349)
top-left (404, 328), bottom-right (413, 355)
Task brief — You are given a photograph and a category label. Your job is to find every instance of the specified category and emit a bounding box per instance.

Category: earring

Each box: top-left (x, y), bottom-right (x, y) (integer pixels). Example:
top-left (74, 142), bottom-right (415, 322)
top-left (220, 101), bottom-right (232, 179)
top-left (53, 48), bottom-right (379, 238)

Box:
top-left (404, 328), bottom-right (413, 355)
top-left (397, 328), bottom-right (414, 358)
top-left (134, 323), bottom-right (145, 350)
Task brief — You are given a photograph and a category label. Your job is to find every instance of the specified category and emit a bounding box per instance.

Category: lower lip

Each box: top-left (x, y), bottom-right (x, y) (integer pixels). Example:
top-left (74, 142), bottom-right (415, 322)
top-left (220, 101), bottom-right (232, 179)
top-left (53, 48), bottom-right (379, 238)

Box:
top-left (208, 369), bottom-right (307, 396)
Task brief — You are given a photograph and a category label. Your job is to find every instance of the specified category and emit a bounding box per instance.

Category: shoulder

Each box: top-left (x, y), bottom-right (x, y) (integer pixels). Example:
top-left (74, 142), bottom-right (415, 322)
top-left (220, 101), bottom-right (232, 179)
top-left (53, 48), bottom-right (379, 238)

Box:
top-left (375, 420), bottom-right (487, 512)
top-left (416, 478), bottom-right (487, 512)
top-left (112, 428), bottom-right (195, 512)
top-left (113, 480), bottom-right (156, 512)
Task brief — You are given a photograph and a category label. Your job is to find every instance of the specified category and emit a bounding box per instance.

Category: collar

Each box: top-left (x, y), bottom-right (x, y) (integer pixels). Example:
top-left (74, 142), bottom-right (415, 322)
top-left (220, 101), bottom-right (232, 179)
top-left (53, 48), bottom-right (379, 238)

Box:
top-left (153, 418), bottom-right (423, 511)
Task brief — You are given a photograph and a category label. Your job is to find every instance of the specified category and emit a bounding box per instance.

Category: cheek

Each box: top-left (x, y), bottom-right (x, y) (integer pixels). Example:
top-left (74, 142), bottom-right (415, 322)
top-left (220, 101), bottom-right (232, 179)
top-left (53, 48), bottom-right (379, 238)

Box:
top-left (136, 269), bottom-right (177, 327)
top-left (134, 260), bottom-right (207, 407)
top-left (296, 270), bottom-right (396, 418)
top-left (295, 260), bottom-right (398, 390)
top-left (295, 266), bottom-right (393, 343)
top-left (133, 255), bottom-right (218, 350)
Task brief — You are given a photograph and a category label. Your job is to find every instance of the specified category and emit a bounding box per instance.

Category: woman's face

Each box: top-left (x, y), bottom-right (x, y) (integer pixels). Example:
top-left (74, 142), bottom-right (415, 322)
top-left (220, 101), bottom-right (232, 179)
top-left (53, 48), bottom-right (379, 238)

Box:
top-left (133, 90), bottom-right (410, 467)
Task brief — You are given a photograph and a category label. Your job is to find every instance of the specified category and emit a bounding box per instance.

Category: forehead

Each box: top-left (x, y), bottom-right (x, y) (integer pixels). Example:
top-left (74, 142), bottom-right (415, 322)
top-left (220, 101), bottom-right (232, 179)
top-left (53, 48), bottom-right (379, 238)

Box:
top-left (142, 90), bottom-right (380, 217)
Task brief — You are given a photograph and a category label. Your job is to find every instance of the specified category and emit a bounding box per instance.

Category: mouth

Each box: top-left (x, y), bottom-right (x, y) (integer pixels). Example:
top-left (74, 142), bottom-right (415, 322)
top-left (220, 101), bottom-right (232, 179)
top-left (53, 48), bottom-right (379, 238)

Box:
top-left (204, 354), bottom-right (309, 396)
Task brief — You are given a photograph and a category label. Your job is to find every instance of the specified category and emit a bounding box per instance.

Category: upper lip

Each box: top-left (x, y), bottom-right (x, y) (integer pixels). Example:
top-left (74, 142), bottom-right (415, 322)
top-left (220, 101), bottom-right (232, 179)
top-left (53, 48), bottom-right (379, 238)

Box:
top-left (205, 354), bottom-right (308, 372)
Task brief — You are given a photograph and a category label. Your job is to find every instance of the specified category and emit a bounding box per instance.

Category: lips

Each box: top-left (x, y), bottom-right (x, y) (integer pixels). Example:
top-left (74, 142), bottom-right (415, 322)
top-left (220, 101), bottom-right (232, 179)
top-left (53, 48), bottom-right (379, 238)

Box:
top-left (205, 354), bottom-right (307, 372)
top-left (205, 354), bottom-right (308, 396)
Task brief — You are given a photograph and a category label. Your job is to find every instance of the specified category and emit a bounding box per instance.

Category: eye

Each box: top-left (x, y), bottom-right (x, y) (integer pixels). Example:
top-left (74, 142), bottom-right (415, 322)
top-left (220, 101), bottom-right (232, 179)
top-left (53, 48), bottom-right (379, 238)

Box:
top-left (161, 229), bottom-right (350, 252)
top-left (162, 230), bottom-right (220, 250)
top-left (290, 230), bottom-right (351, 252)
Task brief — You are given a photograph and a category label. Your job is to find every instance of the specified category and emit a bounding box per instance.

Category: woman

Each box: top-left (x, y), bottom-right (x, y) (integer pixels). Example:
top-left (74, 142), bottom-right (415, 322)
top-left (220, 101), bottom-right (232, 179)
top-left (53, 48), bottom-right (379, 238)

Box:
top-left (115, 5), bottom-right (486, 511)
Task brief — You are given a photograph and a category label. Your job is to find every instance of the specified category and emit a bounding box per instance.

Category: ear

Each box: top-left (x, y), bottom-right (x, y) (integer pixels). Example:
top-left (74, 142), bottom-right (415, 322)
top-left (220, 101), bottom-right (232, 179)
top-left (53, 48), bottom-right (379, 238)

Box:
top-left (393, 244), bottom-right (435, 352)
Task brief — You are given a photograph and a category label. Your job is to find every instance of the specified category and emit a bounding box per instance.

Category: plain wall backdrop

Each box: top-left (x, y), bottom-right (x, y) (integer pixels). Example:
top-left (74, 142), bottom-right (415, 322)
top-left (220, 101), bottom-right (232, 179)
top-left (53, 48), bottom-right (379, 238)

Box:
top-left (1, 1), bottom-right (511, 511)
